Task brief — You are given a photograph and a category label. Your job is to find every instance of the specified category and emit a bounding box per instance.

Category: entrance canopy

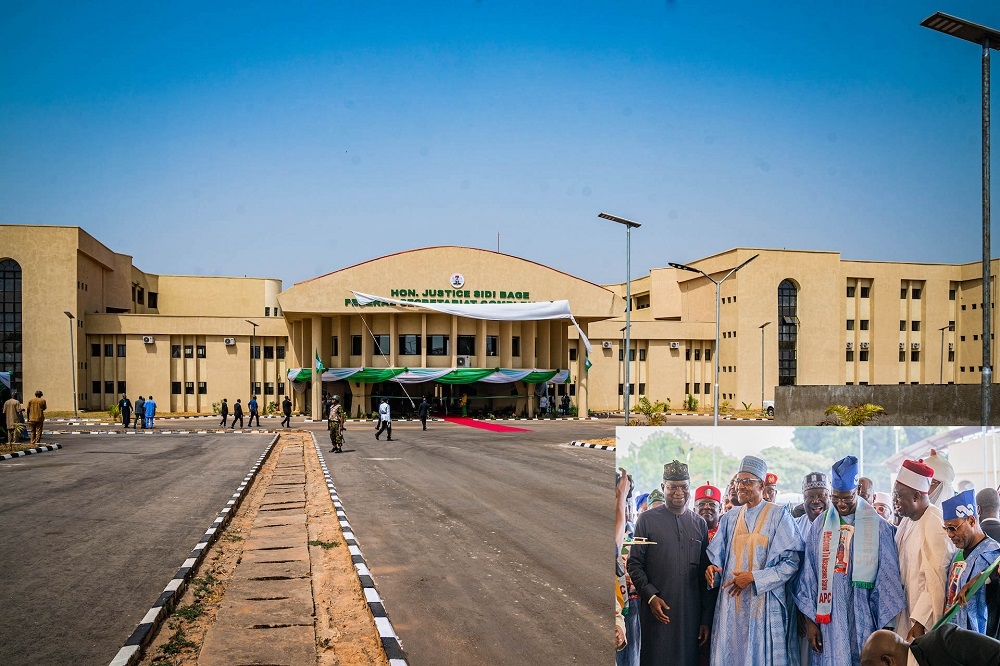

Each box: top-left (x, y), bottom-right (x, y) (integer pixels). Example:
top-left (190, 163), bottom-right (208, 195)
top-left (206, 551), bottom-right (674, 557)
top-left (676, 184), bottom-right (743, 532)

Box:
top-left (351, 291), bottom-right (594, 354)
top-left (0, 372), bottom-right (9, 389)
top-left (288, 367), bottom-right (570, 385)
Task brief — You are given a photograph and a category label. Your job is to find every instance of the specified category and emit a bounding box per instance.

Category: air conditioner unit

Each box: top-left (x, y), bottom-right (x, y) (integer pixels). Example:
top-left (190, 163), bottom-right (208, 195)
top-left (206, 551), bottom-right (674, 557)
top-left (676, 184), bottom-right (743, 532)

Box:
top-left (949, 342), bottom-right (955, 351)
top-left (456, 355), bottom-right (472, 367)
top-left (899, 343), bottom-right (906, 350)
top-left (846, 342), bottom-right (854, 350)
top-left (142, 336), bottom-right (154, 344)
top-left (860, 342), bottom-right (870, 350)
top-left (224, 337), bottom-right (236, 346)
top-left (669, 342), bottom-right (680, 349)
top-left (602, 341), bottom-right (613, 349)
top-left (912, 342), bottom-right (921, 350)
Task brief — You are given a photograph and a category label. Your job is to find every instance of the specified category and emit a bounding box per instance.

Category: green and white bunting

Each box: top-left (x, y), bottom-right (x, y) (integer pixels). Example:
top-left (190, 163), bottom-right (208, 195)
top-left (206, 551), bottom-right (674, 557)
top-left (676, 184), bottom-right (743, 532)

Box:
top-left (287, 367), bottom-right (570, 386)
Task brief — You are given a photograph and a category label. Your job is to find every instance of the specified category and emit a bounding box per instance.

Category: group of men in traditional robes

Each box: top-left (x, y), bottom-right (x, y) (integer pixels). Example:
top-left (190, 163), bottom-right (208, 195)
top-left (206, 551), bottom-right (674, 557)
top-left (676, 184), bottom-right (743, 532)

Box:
top-left (624, 452), bottom-right (1000, 665)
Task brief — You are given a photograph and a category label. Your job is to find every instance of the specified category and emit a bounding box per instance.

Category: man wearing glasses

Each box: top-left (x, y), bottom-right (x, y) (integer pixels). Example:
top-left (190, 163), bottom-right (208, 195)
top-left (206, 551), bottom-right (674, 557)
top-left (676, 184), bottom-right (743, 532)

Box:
top-left (705, 455), bottom-right (804, 666)
top-left (794, 455), bottom-right (906, 665)
top-left (941, 489), bottom-right (1000, 634)
top-left (627, 460), bottom-right (714, 666)
top-left (893, 458), bottom-right (955, 641)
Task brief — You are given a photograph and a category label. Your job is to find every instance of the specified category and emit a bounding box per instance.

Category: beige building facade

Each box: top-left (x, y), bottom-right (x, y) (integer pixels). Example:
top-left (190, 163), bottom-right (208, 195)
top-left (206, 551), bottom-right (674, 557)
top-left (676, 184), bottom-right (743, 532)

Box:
top-left (3, 224), bottom-right (997, 415)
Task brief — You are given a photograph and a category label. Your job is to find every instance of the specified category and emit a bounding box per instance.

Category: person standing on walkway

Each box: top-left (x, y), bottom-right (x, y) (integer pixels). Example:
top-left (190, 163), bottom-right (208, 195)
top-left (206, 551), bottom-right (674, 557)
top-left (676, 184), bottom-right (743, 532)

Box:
top-left (375, 398), bottom-right (392, 441)
top-left (329, 395), bottom-right (345, 453)
top-left (940, 489), bottom-right (1000, 634)
top-left (26, 390), bottom-right (46, 446)
top-left (281, 395), bottom-right (292, 428)
top-left (118, 393), bottom-right (131, 429)
top-left (3, 390), bottom-right (22, 444)
top-left (231, 398), bottom-right (244, 429)
top-left (248, 395), bottom-right (260, 427)
top-left (144, 395), bottom-right (156, 428)
top-left (418, 396), bottom-right (429, 431)
top-left (539, 393), bottom-right (548, 418)
top-left (219, 398), bottom-right (229, 427)
top-left (133, 396), bottom-right (144, 429)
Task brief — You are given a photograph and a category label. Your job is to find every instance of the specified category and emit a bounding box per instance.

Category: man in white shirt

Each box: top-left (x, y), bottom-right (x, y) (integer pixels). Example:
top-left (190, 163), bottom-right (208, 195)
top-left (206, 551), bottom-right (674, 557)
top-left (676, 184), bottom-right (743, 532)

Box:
top-left (894, 458), bottom-right (955, 641)
top-left (375, 398), bottom-right (392, 441)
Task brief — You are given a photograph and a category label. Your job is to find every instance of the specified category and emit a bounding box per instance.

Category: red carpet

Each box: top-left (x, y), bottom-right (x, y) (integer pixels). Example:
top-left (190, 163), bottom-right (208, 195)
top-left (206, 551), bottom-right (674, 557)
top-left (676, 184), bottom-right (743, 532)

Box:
top-left (442, 416), bottom-right (533, 432)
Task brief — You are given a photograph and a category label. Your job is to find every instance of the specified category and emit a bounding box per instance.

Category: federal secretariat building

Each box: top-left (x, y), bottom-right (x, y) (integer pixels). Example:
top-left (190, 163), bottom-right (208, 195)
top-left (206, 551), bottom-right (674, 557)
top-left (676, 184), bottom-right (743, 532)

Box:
top-left (2, 224), bottom-right (994, 418)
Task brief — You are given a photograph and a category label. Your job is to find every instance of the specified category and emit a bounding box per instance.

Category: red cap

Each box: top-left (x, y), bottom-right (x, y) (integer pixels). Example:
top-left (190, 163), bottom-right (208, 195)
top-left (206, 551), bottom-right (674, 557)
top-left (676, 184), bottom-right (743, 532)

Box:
top-left (898, 459), bottom-right (934, 493)
top-left (765, 472), bottom-right (779, 485)
top-left (695, 484), bottom-right (722, 503)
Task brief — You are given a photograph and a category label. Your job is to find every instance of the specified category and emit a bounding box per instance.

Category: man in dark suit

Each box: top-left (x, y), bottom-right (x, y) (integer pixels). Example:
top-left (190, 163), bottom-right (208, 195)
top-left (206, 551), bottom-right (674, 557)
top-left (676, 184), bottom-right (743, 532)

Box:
top-left (861, 625), bottom-right (1000, 666)
top-left (977, 488), bottom-right (1000, 639)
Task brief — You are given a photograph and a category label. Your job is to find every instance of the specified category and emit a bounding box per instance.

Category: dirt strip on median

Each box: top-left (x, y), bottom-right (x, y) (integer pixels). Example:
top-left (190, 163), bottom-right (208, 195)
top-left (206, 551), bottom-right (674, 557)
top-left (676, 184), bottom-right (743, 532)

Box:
top-left (137, 432), bottom-right (389, 666)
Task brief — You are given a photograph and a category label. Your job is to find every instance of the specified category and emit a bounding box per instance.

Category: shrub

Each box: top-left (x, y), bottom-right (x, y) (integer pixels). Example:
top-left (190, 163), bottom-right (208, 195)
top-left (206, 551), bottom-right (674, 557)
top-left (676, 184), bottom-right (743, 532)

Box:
top-left (634, 396), bottom-right (669, 425)
top-left (685, 394), bottom-right (699, 411)
top-left (107, 403), bottom-right (120, 419)
top-left (212, 401), bottom-right (221, 415)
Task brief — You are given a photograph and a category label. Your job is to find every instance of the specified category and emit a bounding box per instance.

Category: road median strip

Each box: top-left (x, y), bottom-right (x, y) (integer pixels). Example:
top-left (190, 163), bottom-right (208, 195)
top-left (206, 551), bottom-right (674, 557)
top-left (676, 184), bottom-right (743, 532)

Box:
top-left (569, 440), bottom-right (615, 451)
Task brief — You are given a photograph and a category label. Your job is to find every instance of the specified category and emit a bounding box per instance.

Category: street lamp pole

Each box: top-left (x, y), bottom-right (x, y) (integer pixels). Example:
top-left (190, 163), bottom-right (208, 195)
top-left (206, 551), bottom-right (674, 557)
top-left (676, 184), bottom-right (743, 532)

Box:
top-left (620, 325), bottom-right (627, 413)
top-left (63, 311), bottom-right (77, 418)
top-left (245, 319), bottom-right (258, 396)
top-left (669, 254), bottom-right (759, 485)
top-left (940, 325), bottom-right (950, 384)
top-left (921, 12), bottom-right (1000, 427)
top-left (599, 213), bottom-right (642, 425)
top-left (759, 322), bottom-right (771, 411)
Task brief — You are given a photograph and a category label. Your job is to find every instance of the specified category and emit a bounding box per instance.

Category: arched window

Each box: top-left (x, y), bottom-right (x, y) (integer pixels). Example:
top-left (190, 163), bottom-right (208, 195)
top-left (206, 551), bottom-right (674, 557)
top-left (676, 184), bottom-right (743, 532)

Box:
top-left (0, 259), bottom-right (22, 395)
top-left (778, 279), bottom-right (798, 386)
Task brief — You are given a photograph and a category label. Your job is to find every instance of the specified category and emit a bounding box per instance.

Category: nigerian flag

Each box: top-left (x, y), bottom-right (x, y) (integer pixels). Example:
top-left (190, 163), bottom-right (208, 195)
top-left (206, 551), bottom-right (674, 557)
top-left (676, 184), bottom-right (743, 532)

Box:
top-left (585, 355), bottom-right (592, 372)
top-left (315, 350), bottom-right (326, 372)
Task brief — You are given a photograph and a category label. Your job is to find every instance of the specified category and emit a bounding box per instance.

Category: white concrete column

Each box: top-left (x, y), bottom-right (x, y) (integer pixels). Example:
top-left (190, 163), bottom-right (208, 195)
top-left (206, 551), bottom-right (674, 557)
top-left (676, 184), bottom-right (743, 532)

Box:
top-left (389, 312), bottom-right (398, 368)
top-left (450, 315), bottom-right (458, 366)
top-left (577, 338), bottom-right (589, 417)
top-left (311, 316), bottom-right (322, 420)
top-left (420, 314), bottom-right (427, 368)
top-left (500, 320), bottom-right (513, 368)
top-left (476, 319), bottom-right (487, 367)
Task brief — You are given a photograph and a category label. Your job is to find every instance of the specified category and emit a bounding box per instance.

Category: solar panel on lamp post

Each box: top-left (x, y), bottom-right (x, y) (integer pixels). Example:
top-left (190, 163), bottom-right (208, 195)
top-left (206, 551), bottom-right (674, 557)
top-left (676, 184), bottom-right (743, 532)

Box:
top-left (921, 11), bottom-right (1000, 484)
top-left (599, 213), bottom-right (641, 426)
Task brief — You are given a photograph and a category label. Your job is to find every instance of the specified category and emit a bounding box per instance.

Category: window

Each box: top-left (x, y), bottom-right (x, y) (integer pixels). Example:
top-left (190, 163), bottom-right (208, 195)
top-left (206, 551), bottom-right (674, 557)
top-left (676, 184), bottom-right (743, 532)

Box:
top-left (512, 336), bottom-right (520, 357)
top-left (950, 289), bottom-right (957, 300)
top-left (949, 321), bottom-right (956, 331)
top-left (628, 349), bottom-right (636, 361)
top-left (778, 279), bottom-right (798, 387)
top-left (137, 287), bottom-right (144, 305)
top-left (265, 307), bottom-right (271, 317)
top-left (264, 382), bottom-right (275, 395)
top-left (962, 366), bottom-right (966, 372)
top-left (171, 382), bottom-right (182, 394)
top-left (277, 382), bottom-right (285, 394)
top-left (860, 320), bottom-right (870, 331)
top-left (264, 346), bottom-right (274, 359)
top-left (251, 382), bottom-right (261, 395)
top-left (900, 320), bottom-right (907, 332)
top-left (901, 288), bottom-right (908, 299)
top-left (974, 303), bottom-right (978, 310)
top-left (859, 351), bottom-right (869, 362)
top-left (963, 304), bottom-right (967, 310)
top-left (912, 288), bottom-right (922, 299)
top-left (277, 345), bottom-right (285, 359)
top-left (847, 350), bottom-right (855, 362)
top-left (685, 382), bottom-right (691, 394)
top-left (703, 383), bottom-right (710, 394)
top-left (117, 381), bottom-right (126, 394)
top-left (619, 348), bottom-right (624, 361)
top-left (457, 335), bottom-right (476, 356)
top-left (568, 347), bottom-right (577, 362)
top-left (373, 334), bottom-right (390, 355)
top-left (117, 344), bottom-right (126, 357)
top-left (184, 382), bottom-right (194, 395)
top-left (639, 349), bottom-right (646, 361)
top-left (694, 349), bottom-right (701, 361)
top-left (104, 343), bottom-right (113, 357)
top-left (912, 321), bottom-right (921, 332)
top-left (911, 351), bottom-right (920, 362)
top-left (975, 335), bottom-right (980, 341)
top-left (184, 345), bottom-right (193, 358)
top-left (704, 349), bottom-right (712, 361)
top-left (250, 346), bottom-right (261, 359)
top-left (899, 350), bottom-right (906, 362)
top-left (91, 343), bottom-right (101, 357)
top-left (351, 335), bottom-right (362, 355)
top-left (860, 286), bottom-right (870, 298)
top-left (618, 383), bottom-right (623, 396)
top-left (847, 319), bottom-right (855, 330)
top-left (847, 285), bottom-right (856, 297)
top-left (962, 336), bottom-right (966, 341)
top-left (693, 383), bottom-right (700, 394)
top-left (147, 292), bottom-right (158, 309)
top-left (399, 334), bottom-right (421, 355)
top-left (331, 336), bottom-right (338, 357)
top-left (685, 349), bottom-right (691, 361)
top-left (569, 384), bottom-right (576, 396)
top-left (949, 350), bottom-right (956, 362)
top-left (487, 336), bottom-right (499, 357)
top-left (427, 335), bottom-right (450, 356)
top-left (197, 345), bottom-right (206, 358)
top-left (639, 383), bottom-right (646, 395)
top-left (92, 380), bottom-right (101, 394)
top-left (171, 345), bottom-right (181, 358)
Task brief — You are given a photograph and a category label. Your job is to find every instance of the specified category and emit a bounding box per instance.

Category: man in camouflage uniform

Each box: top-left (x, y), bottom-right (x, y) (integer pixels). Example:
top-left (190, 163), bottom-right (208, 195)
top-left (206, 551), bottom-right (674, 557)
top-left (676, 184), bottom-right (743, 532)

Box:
top-left (329, 395), bottom-right (345, 453)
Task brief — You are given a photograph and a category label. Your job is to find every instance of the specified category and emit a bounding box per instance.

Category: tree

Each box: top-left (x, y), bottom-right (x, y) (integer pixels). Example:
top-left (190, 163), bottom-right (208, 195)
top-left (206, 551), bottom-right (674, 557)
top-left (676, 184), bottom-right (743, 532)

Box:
top-left (758, 446), bottom-right (832, 495)
top-left (620, 429), bottom-right (739, 497)
top-left (822, 403), bottom-right (885, 426)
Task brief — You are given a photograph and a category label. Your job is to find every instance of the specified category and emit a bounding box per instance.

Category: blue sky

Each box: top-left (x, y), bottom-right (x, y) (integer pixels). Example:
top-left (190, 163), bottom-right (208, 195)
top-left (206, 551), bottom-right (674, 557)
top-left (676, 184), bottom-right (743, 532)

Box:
top-left (3, 1), bottom-right (1000, 286)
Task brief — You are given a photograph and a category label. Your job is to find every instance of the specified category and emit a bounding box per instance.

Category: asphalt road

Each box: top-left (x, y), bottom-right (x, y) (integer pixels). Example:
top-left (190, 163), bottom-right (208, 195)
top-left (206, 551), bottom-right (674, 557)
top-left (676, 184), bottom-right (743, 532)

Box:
top-left (312, 418), bottom-right (615, 666)
top-left (0, 433), bottom-right (273, 666)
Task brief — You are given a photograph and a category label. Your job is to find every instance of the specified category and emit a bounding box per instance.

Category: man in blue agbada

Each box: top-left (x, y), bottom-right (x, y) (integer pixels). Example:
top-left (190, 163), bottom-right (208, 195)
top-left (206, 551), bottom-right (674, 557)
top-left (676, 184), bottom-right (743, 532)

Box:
top-left (706, 455), bottom-right (805, 666)
top-left (794, 455), bottom-right (906, 666)
top-left (942, 488), bottom-right (1000, 634)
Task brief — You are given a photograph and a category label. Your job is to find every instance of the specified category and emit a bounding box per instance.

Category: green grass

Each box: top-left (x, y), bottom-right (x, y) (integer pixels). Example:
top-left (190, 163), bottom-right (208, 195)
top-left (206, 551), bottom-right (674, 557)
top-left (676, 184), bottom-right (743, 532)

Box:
top-left (192, 572), bottom-right (219, 599)
top-left (308, 539), bottom-right (339, 549)
top-left (158, 626), bottom-right (198, 655)
top-left (174, 603), bottom-right (204, 621)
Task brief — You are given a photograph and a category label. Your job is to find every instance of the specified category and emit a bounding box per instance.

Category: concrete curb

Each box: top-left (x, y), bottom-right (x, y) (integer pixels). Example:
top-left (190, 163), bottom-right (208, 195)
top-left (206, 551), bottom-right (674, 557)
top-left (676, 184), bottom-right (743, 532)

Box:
top-left (108, 434), bottom-right (280, 666)
top-left (722, 416), bottom-right (773, 421)
top-left (0, 443), bottom-right (62, 461)
top-left (44, 429), bottom-right (280, 435)
top-left (309, 433), bottom-right (409, 666)
top-left (569, 440), bottom-right (615, 451)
